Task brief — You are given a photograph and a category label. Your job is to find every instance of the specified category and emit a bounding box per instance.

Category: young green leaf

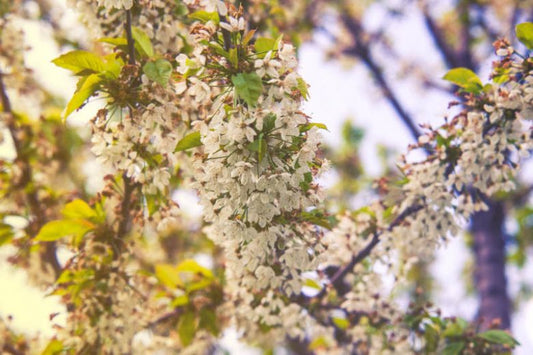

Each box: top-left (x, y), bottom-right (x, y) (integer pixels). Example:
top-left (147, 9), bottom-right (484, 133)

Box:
top-left (254, 37), bottom-right (277, 58)
top-left (175, 131), bottom-right (202, 152)
top-left (132, 27), bottom-right (154, 58)
top-left (155, 264), bottom-right (183, 288)
top-left (231, 72), bottom-right (263, 107)
top-left (35, 219), bottom-right (95, 242)
top-left (300, 122), bottom-right (328, 132)
top-left (301, 210), bottom-right (333, 230)
top-left (177, 311), bottom-right (197, 346)
top-left (303, 278), bottom-right (322, 290)
top-left (171, 294), bottom-right (189, 307)
top-left (254, 35), bottom-right (283, 58)
top-left (98, 37), bottom-right (128, 47)
top-left (188, 10), bottom-right (219, 24)
top-left (143, 59), bottom-right (173, 87)
top-left (64, 74), bottom-right (102, 119)
top-left (228, 47), bottom-right (239, 68)
top-left (516, 22), bottom-right (533, 49)
top-left (246, 133), bottom-right (267, 163)
top-left (443, 68), bottom-right (483, 93)
top-left (442, 341), bottom-right (465, 355)
top-left (332, 317), bottom-right (349, 330)
top-left (52, 50), bottom-right (105, 75)
top-left (477, 330), bottom-right (520, 346)
top-left (0, 223), bottom-right (13, 247)
top-left (176, 259), bottom-right (213, 278)
top-left (61, 199), bottom-right (97, 220)
top-left (41, 339), bottom-right (64, 355)
top-left (260, 114), bottom-right (276, 135)
top-left (199, 308), bottom-right (219, 335)
top-left (296, 77), bottom-right (310, 100)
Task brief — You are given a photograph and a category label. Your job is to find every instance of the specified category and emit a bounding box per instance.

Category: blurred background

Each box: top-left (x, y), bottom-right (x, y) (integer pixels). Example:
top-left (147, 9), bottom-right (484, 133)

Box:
top-left (1, 0), bottom-right (532, 353)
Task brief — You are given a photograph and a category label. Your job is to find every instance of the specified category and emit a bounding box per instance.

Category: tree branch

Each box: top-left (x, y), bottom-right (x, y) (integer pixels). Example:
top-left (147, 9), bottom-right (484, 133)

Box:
top-left (341, 14), bottom-right (422, 141)
top-left (313, 204), bottom-right (424, 300)
top-left (420, 4), bottom-right (460, 69)
top-left (115, 9), bottom-right (139, 244)
top-left (125, 9), bottom-right (136, 65)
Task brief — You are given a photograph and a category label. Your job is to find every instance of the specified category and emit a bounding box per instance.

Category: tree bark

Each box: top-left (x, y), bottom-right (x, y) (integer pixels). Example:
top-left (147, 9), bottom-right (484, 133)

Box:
top-left (471, 200), bottom-right (510, 329)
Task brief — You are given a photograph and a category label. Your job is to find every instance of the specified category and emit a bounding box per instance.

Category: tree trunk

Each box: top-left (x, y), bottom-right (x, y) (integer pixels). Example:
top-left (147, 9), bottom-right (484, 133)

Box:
top-left (471, 200), bottom-right (510, 329)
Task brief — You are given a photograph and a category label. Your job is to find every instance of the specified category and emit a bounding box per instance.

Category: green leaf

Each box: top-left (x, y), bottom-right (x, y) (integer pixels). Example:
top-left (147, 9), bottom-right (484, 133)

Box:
top-left (303, 278), bottom-right (322, 290)
top-left (228, 47), bottom-right (239, 68)
top-left (255, 37), bottom-right (277, 58)
top-left (171, 294), bottom-right (189, 307)
top-left (477, 330), bottom-right (520, 346)
top-left (143, 59), bottom-right (172, 87)
top-left (52, 50), bottom-right (105, 75)
top-left (61, 199), bottom-right (97, 221)
top-left (102, 54), bottom-right (124, 80)
top-left (301, 210), bottom-right (332, 230)
top-left (41, 339), bottom-right (64, 355)
top-left (188, 10), bottom-right (219, 24)
top-left (231, 72), bottom-right (263, 107)
top-left (300, 122), bottom-right (328, 132)
top-left (175, 131), bottom-right (202, 152)
top-left (155, 264), bottom-right (183, 288)
top-left (424, 324), bottom-right (440, 352)
top-left (132, 27), bottom-right (154, 58)
top-left (178, 311), bottom-right (196, 346)
top-left (516, 22), bottom-right (533, 49)
top-left (332, 317), bottom-right (349, 330)
top-left (186, 278), bottom-right (213, 292)
top-left (263, 113), bottom-right (277, 132)
top-left (308, 336), bottom-right (328, 350)
top-left (98, 37), bottom-right (128, 47)
top-left (442, 341), bottom-right (465, 355)
top-left (254, 35), bottom-right (282, 58)
top-left (296, 77), bottom-right (309, 100)
top-left (199, 308), bottom-right (219, 335)
top-left (35, 219), bottom-right (94, 242)
top-left (0, 223), bottom-right (14, 247)
top-left (443, 68), bottom-right (483, 93)
top-left (443, 318), bottom-right (467, 337)
top-left (65, 74), bottom-right (102, 119)
top-left (176, 259), bottom-right (213, 278)
top-left (246, 133), bottom-right (267, 163)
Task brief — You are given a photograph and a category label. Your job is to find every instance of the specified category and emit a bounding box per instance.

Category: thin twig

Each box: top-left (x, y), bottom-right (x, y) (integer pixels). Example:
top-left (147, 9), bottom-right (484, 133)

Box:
top-left (218, 13), bottom-right (233, 51)
top-left (115, 9), bottom-right (139, 243)
top-left (340, 14), bottom-right (423, 142)
top-left (420, 3), bottom-right (459, 69)
top-left (125, 9), bottom-right (136, 65)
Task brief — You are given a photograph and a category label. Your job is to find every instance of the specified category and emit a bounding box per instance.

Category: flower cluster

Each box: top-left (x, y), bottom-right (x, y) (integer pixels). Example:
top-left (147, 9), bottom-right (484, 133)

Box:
top-left (171, 3), bottom-right (332, 341)
top-left (56, 238), bottom-right (149, 353)
top-left (318, 55), bottom-right (532, 352)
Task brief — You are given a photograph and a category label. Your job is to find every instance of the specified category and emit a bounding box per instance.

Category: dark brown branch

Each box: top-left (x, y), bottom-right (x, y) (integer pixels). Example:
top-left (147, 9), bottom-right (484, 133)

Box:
top-left (421, 4), bottom-right (460, 69)
top-left (125, 9), bottom-right (136, 65)
top-left (457, 0), bottom-right (475, 71)
top-left (115, 9), bottom-right (139, 243)
top-left (218, 14), bottom-right (233, 51)
top-left (116, 173), bottom-right (135, 239)
top-left (340, 14), bottom-right (422, 142)
top-left (314, 204), bottom-right (424, 300)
